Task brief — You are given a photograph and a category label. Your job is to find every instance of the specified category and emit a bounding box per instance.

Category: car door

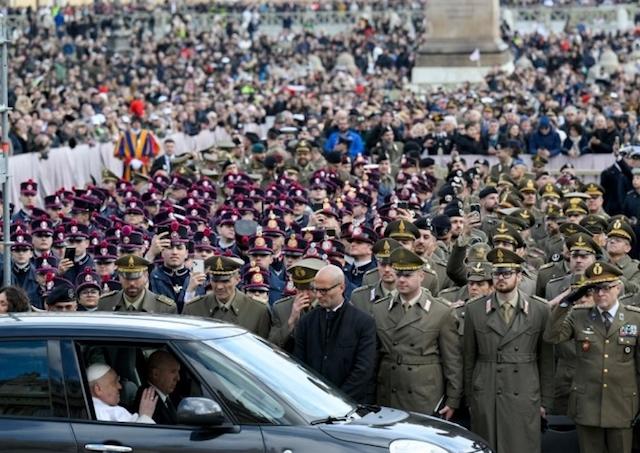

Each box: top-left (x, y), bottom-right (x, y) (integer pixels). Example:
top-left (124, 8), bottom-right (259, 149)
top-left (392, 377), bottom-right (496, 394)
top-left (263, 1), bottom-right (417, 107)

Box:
top-left (63, 339), bottom-right (265, 453)
top-left (0, 339), bottom-right (77, 453)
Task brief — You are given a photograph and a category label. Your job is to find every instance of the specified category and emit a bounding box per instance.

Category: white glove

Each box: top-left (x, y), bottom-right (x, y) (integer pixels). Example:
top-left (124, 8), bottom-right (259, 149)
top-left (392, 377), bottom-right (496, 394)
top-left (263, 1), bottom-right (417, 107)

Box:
top-left (130, 158), bottom-right (143, 170)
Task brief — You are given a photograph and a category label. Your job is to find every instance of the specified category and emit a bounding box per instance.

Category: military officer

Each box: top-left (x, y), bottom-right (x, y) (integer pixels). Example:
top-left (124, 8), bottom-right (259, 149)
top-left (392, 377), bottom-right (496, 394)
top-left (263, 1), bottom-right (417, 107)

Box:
top-left (268, 257), bottom-right (325, 351)
top-left (451, 261), bottom-right (494, 334)
top-left (606, 219), bottom-right (640, 293)
top-left (372, 247), bottom-right (462, 419)
top-left (489, 220), bottom-right (536, 296)
top-left (439, 242), bottom-right (491, 303)
top-left (183, 255), bottom-right (270, 338)
top-left (414, 216), bottom-right (454, 292)
top-left (352, 238), bottom-right (402, 313)
top-left (545, 233), bottom-right (600, 300)
top-left (585, 183), bottom-right (609, 220)
top-left (97, 254), bottom-right (177, 314)
top-left (545, 262), bottom-right (640, 453)
top-left (363, 221), bottom-right (438, 293)
top-left (463, 248), bottom-right (553, 453)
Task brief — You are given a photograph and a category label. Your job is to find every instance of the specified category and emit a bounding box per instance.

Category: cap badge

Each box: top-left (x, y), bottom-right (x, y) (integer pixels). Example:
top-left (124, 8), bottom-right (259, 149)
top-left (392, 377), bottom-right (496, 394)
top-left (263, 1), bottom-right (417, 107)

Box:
top-left (497, 249), bottom-right (505, 262)
top-left (255, 237), bottom-right (266, 247)
top-left (593, 263), bottom-right (603, 275)
top-left (216, 257), bottom-right (223, 271)
top-left (252, 273), bottom-right (264, 284)
top-left (128, 256), bottom-right (135, 268)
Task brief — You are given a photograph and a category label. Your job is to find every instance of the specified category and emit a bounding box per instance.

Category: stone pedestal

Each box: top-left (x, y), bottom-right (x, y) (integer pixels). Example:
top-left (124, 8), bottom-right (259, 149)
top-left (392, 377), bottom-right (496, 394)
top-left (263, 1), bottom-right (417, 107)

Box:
top-left (412, 0), bottom-right (513, 85)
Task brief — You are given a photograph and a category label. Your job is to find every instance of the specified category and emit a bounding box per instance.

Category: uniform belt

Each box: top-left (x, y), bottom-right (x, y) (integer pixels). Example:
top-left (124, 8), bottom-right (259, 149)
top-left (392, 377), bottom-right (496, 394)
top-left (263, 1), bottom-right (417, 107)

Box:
top-left (391, 354), bottom-right (441, 365)
top-left (478, 352), bottom-right (537, 364)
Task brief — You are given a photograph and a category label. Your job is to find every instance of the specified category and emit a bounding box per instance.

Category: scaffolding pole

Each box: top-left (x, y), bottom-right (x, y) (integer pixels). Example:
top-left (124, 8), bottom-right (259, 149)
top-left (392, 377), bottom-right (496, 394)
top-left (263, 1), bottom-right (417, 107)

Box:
top-left (0, 16), bottom-right (11, 288)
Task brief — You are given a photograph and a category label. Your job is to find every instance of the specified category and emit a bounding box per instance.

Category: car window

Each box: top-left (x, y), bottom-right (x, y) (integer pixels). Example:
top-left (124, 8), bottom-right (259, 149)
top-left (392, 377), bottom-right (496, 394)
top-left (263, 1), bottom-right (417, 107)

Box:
top-left (202, 335), bottom-right (354, 422)
top-left (0, 340), bottom-right (52, 418)
top-left (178, 341), bottom-right (287, 425)
top-left (76, 341), bottom-right (204, 425)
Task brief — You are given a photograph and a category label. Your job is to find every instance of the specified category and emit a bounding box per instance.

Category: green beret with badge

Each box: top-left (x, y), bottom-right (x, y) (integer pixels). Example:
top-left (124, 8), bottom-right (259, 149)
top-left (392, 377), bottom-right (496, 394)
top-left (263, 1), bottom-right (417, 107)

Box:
top-left (487, 247), bottom-right (525, 269)
top-left (492, 221), bottom-right (525, 249)
top-left (115, 254), bottom-right (151, 280)
top-left (607, 219), bottom-right (636, 244)
top-left (287, 257), bottom-right (326, 288)
top-left (384, 220), bottom-right (420, 240)
top-left (372, 238), bottom-right (402, 263)
top-left (205, 255), bottom-right (242, 281)
top-left (467, 261), bottom-right (493, 282)
top-left (390, 247), bottom-right (424, 272)
top-left (565, 233), bottom-right (601, 256)
top-left (584, 261), bottom-right (623, 285)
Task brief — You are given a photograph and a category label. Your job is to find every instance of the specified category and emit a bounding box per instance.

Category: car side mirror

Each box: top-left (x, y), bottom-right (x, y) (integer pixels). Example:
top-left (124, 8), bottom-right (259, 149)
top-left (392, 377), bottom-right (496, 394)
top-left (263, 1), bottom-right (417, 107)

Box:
top-left (177, 397), bottom-right (225, 426)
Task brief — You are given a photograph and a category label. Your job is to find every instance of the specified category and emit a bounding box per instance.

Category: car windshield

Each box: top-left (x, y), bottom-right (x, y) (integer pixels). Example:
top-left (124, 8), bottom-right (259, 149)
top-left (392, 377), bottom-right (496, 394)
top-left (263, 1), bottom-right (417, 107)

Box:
top-left (197, 334), bottom-right (355, 422)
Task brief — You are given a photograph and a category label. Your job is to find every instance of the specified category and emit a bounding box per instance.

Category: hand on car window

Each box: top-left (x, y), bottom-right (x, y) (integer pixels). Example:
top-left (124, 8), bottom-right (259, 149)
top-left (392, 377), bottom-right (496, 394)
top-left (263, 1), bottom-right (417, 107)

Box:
top-left (138, 387), bottom-right (158, 418)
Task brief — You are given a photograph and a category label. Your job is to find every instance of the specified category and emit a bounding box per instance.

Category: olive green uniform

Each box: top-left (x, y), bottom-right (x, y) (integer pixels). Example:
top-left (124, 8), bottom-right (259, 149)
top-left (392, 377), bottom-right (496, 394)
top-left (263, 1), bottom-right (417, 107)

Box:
top-left (268, 295), bottom-right (318, 351)
top-left (536, 260), bottom-right (569, 298)
top-left (372, 288), bottom-right (463, 414)
top-left (611, 254), bottom-right (640, 294)
top-left (362, 266), bottom-right (438, 295)
top-left (97, 289), bottom-right (177, 314)
top-left (544, 302), bottom-right (640, 453)
top-left (350, 281), bottom-right (393, 315)
top-left (463, 291), bottom-right (554, 453)
top-left (183, 289), bottom-right (270, 339)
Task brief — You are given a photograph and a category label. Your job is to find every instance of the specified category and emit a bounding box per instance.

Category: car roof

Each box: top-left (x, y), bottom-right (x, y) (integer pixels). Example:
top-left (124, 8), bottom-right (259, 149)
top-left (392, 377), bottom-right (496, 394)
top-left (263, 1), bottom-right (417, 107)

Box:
top-left (0, 313), bottom-right (247, 341)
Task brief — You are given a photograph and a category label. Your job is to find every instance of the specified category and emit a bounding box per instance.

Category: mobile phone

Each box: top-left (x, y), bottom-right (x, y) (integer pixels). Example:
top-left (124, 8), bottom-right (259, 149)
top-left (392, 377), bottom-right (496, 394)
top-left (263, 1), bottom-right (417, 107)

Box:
top-left (397, 201), bottom-right (409, 210)
top-left (325, 228), bottom-right (337, 238)
top-left (192, 259), bottom-right (205, 274)
top-left (64, 247), bottom-right (76, 261)
top-left (469, 203), bottom-right (482, 221)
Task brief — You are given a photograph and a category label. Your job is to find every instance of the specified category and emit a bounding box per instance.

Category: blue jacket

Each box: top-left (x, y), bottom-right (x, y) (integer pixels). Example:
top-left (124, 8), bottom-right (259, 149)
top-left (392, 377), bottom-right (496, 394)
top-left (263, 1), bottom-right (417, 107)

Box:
top-left (150, 266), bottom-right (206, 313)
top-left (62, 254), bottom-right (95, 285)
top-left (324, 130), bottom-right (365, 158)
top-left (0, 263), bottom-right (42, 309)
top-left (529, 128), bottom-right (562, 157)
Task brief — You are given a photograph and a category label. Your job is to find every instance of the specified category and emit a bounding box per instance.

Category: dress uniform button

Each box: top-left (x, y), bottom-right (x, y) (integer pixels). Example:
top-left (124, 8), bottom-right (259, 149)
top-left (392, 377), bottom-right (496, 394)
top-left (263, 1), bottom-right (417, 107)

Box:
top-left (603, 384), bottom-right (608, 388)
top-left (514, 346), bottom-right (519, 351)
top-left (604, 354), bottom-right (609, 358)
top-left (604, 369), bottom-right (608, 373)
top-left (392, 388), bottom-right (397, 393)
top-left (605, 340), bottom-right (610, 344)
top-left (393, 341), bottom-right (398, 346)
top-left (497, 390), bottom-right (502, 395)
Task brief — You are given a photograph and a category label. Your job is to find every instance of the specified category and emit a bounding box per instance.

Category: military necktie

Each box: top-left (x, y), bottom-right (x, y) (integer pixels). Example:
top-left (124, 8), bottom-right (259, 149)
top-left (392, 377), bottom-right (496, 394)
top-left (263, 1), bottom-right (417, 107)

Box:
top-left (501, 303), bottom-right (513, 324)
top-left (603, 311), bottom-right (612, 333)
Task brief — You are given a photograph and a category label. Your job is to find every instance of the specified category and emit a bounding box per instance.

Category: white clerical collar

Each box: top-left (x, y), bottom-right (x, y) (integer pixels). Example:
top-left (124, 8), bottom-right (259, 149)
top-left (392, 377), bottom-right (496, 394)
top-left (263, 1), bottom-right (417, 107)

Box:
top-left (328, 301), bottom-right (344, 313)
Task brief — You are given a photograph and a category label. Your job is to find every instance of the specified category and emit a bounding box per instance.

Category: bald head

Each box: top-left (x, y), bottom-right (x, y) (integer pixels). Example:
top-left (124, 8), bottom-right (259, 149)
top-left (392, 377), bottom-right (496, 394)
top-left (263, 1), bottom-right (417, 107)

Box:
top-left (314, 265), bottom-right (345, 309)
top-left (316, 265), bottom-right (344, 285)
top-left (147, 350), bottom-right (181, 395)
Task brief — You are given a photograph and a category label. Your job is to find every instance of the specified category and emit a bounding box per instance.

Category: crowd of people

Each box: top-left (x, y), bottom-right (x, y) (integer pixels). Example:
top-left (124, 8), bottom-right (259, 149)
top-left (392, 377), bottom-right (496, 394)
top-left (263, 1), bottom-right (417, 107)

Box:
top-left (3, 1), bottom-right (640, 453)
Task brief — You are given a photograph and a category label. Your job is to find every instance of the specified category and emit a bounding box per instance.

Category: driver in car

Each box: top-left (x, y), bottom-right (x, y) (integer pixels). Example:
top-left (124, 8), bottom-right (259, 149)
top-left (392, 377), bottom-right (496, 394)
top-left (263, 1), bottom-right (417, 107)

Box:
top-left (87, 363), bottom-right (158, 424)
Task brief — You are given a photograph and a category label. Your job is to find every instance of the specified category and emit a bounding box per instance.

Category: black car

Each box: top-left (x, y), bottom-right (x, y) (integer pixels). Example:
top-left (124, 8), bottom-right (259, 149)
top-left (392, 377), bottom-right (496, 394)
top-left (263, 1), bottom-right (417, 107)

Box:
top-left (0, 312), bottom-right (492, 453)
